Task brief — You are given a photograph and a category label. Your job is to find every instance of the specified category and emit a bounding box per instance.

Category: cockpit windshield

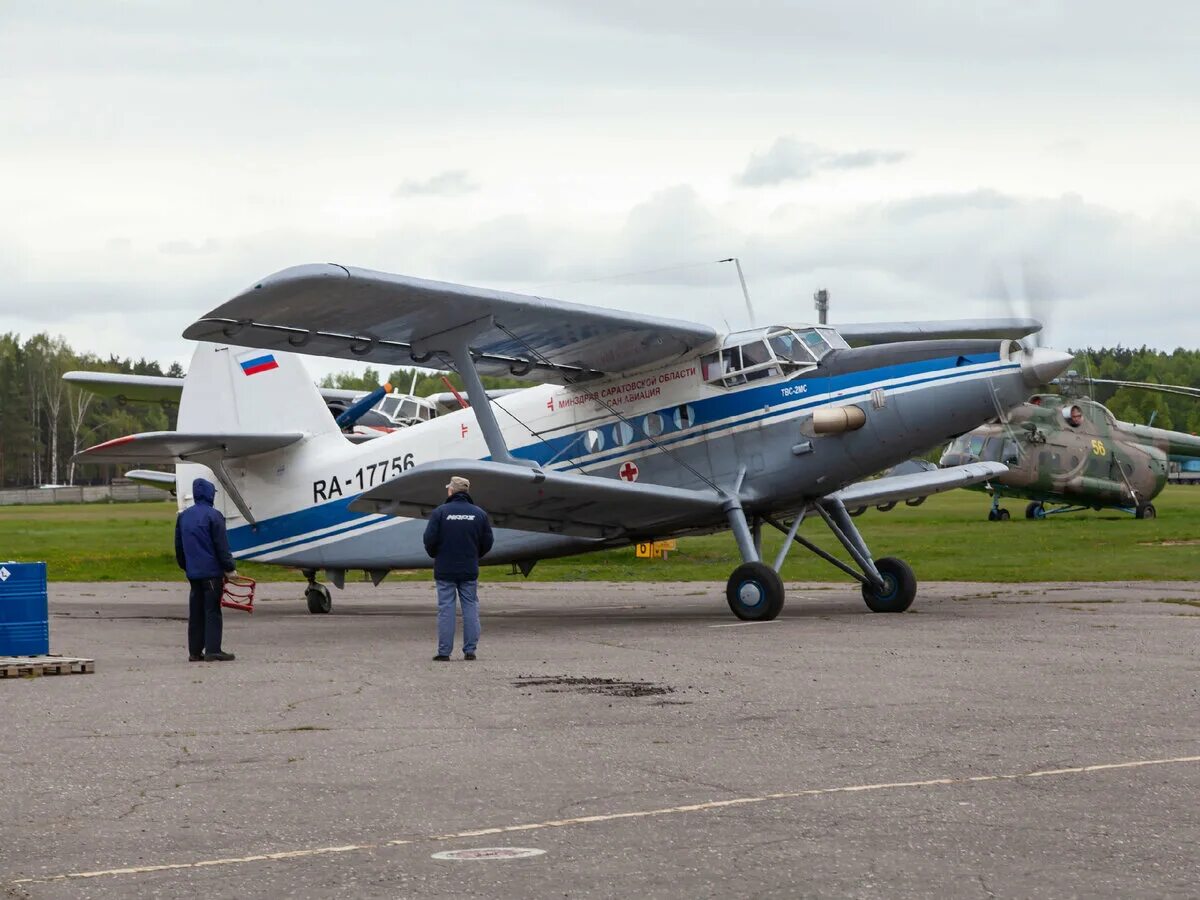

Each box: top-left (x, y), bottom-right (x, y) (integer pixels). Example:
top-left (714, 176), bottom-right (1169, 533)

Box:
top-left (702, 326), bottom-right (847, 387)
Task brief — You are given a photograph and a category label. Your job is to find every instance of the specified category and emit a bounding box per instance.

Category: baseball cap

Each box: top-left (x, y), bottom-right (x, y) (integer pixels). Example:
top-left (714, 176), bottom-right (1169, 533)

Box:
top-left (446, 475), bottom-right (471, 492)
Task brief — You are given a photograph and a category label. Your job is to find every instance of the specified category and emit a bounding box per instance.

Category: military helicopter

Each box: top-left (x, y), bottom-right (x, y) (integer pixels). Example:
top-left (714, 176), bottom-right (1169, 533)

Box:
top-left (939, 377), bottom-right (1200, 520)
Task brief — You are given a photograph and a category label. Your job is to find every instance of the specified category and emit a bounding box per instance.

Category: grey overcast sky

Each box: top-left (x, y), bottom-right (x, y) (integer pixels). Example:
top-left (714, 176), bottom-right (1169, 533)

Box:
top-left (3, 0), bottom-right (1198, 378)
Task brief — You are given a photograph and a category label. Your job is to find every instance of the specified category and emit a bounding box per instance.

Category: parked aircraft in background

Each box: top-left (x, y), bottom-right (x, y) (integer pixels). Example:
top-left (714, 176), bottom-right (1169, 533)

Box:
top-left (940, 388), bottom-right (1200, 519)
top-left (75, 264), bottom-right (1071, 620)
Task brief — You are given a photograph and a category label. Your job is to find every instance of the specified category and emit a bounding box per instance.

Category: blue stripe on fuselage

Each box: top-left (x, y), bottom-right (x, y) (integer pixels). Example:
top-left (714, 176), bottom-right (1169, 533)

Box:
top-left (229, 352), bottom-right (1007, 557)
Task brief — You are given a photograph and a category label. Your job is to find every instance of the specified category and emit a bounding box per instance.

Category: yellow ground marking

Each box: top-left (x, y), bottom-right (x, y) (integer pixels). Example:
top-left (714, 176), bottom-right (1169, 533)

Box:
top-left (13, 754), bottom-right (1200, 885)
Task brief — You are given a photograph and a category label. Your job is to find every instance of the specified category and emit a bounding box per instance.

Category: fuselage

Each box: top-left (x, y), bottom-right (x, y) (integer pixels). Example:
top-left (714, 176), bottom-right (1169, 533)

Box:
top-left (181, 336), bottom-right (1037, 572)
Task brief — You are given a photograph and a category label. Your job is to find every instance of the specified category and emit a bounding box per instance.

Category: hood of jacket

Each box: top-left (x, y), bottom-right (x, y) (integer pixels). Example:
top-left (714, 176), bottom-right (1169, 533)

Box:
top-left (446, 491), bottom-right (475, 506)
top-left (192, 477), bottom-right (216, 506)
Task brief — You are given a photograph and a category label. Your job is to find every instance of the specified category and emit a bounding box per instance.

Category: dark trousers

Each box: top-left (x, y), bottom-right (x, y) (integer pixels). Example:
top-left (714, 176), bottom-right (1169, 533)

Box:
top-left (188, 577), bottom-right (223, 656)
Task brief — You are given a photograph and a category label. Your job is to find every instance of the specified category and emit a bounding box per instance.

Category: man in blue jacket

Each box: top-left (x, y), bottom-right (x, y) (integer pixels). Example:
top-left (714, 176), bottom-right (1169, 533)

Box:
top-left (175, 477), bottom-right (238, 662)
top-left (423, 475), bottom-right (494, 661)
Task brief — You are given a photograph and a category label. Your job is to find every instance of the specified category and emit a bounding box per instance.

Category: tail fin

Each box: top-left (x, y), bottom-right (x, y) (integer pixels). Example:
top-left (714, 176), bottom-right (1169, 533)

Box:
top-left (178, 343), bottom-right (337, 436)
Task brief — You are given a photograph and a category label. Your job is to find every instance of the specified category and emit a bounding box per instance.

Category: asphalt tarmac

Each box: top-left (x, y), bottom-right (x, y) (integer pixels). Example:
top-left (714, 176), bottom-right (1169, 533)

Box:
top-left (3, 579), bottom-right (1199, 899)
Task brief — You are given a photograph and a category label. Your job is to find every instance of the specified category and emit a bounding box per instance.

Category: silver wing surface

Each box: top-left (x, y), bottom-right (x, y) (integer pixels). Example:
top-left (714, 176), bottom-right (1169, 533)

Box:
top-left (833, 462), bottom-right (1007, 508)
top-left (838, 318), bottom-right (1041, 346)
top-left (123, 469), bottom-right (177, 492)
top-left (73, 431), bottom-right (304, 464)
top-left (182, 264), bottom-right (719, 383)
top-left (64, 370), bottom-right (373, 407)
top-left (63, 372), bottom-right (185, 405)
top-left (349, 459), bottom-right (726, 539)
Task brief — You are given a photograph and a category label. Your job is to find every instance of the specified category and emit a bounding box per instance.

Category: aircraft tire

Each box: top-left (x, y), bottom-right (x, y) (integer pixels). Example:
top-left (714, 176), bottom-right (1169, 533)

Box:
top-left (1135, 503), bottom-right (1156, 520)
top-left (987, 509), bottom-right (998, 521)
top-left (306, 584), bottom-right (332, 614)
top-left (726, 562), bottom-right (785, 621)
top-left (862, 557), bottom-right (916, 613)
top-left (1025, 502), bottom-right (1045, 520)
top-left (997, 508), bottom-right (1011, 521)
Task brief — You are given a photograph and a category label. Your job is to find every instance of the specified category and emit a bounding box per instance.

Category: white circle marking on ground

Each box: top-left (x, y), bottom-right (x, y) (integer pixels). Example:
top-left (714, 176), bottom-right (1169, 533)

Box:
top-left (431, 847), bottom-right (546, 861)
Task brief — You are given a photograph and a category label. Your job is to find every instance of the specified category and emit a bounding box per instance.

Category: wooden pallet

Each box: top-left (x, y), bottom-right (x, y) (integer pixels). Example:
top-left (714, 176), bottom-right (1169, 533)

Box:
top-left (0, 655), bottom-right (95, 678)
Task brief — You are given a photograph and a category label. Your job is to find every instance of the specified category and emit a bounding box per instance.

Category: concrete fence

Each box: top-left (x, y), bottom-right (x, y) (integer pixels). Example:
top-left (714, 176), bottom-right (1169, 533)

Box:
top-left (0, 484), bottom-right (170, 506)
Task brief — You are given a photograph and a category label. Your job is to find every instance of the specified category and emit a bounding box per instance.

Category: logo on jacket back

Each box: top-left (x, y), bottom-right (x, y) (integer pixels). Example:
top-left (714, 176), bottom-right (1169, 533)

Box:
top-left (238, 351), bottom-right (279, 376)
top-left (446, 514), bottom-right (476, 521)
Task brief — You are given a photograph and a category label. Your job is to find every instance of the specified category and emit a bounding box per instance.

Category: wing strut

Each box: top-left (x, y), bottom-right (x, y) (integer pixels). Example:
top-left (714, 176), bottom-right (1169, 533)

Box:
top-left (411, 317), bottom-right (532, 468)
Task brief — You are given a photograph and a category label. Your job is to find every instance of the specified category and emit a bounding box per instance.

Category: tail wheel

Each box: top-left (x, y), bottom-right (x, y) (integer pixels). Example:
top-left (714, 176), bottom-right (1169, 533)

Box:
top-left (306, 584), bottom-right (332, 614)
top-left (1135, 503), bottom-right (1156, 520)
top-left (726, 562), bottom-right (785, 621)
top-left (862, 557), bottom-right (917, 613)
top-left (1025, 502), bottom-right (1046, 519)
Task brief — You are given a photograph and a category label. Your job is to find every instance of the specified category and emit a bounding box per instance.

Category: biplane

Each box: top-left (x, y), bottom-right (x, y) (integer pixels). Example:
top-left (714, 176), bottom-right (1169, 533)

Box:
top-left (75, 264), bottom-right (1072, 619)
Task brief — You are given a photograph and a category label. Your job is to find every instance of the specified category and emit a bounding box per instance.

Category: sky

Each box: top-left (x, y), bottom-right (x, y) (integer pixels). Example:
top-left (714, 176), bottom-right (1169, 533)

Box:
top-left (3, 1), bottom-right (1199, 382)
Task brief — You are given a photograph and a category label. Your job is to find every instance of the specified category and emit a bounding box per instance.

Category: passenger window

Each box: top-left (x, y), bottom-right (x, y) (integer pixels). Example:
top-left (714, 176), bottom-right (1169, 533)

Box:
top-left (644, 413), bottom-right (667, 437)
top-left (673, 404), bottom-right (696, 429)
top-left (584, 429), bottom-right (605, 453)
top-left (612, 421), bottom-right (635, 446)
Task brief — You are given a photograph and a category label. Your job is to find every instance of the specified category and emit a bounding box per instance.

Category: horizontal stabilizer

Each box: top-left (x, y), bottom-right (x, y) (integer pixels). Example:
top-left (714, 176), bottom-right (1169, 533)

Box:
top-left (349, 459), bottom-right (726, 539)
top-left (838, 318), bottom-right (1041, 347)
top-left (73, 431), bottom-right (304, 464)
top-left (123, 469), bottom-right (177, 492)
top-left (833, 462), bottom-right (1007, 508)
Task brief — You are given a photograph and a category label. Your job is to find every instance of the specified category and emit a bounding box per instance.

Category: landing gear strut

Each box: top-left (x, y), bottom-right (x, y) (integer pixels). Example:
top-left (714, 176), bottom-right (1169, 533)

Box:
top-left (988, 495), bottom-right (1011, 521)
top-left (302, 569), bottom-right (332, 614)
top-left (724, 494), bottom-right (918, 620)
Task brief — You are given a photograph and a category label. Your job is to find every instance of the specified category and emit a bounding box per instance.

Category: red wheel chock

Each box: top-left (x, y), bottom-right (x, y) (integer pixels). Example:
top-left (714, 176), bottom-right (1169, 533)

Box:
top-left (221, 575), bottom-right (256, 613)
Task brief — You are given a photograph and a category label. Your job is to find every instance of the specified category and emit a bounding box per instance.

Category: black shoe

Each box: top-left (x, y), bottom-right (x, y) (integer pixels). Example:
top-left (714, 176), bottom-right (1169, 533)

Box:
top-left (188, 654), bottom-right (203, 662)
top-left (432, 654), bottom-right (451, 662)
top-left (464, 652), bottom-right (477, 661)
top-left (204, 651), bottom-right (235, 661)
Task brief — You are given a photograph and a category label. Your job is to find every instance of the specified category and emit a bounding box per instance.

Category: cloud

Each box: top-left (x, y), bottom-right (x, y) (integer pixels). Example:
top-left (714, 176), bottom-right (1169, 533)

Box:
top-left (736, 138), bottom-right (907, 187)
top-left (393, 170), bottom-right (479, 198)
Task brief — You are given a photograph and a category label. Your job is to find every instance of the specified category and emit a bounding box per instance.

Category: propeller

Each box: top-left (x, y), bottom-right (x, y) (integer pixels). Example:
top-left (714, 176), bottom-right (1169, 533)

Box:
top-left (989, 257), bottom-right (1053, 352)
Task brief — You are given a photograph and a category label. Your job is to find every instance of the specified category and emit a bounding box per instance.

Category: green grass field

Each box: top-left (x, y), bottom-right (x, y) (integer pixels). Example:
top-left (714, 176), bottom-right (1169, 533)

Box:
top-left (2, 487), bottom-right (1198, 583)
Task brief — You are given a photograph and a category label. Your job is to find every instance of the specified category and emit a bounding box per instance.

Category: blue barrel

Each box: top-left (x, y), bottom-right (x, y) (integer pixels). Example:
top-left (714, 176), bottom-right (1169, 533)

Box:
top-left (0, 562), bottom-right (50, 656)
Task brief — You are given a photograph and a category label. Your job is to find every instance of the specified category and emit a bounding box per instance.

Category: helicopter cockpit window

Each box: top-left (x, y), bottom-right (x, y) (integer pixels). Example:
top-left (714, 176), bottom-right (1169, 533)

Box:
top-left (378, 396), bottom-right (401, 418)
top-left (1001, 439), bottom-right (1020, 465)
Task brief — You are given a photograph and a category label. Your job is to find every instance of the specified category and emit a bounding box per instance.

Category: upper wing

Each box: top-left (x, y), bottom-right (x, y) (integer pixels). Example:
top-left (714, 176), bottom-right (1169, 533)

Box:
top-left (63, 372), bottom-right (184, 405)
top-left (833, 461), bottom-right (1007, 508)
top-left (182, 264), bottom-right (719, 383)
top-left (348, 459), bottom-right (726, 539)
top-left (838, 318), bottom-right (1041, 347)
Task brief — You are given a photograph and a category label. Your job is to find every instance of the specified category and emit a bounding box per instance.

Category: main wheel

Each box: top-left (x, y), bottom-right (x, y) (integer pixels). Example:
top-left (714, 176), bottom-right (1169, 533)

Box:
top-left (1025, 501), bottom-right (1046, 520)
top-left (1135, 503), bottom-right (1156, 520)
top-left (306, 584), bottom-right (332, 614)
top-left (862, 557), bottom-right (917, 613)
top-left (997, 508), bottom-right (1011, 521)
top-left (726, 562), bottom-right (785, 621)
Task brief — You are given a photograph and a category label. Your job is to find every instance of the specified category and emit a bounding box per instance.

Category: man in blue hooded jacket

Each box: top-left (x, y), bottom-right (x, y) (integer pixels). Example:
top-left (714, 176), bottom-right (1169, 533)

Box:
top-left (423, 475), bottom-right (494, 661)
top-left (174, 477), bottom-right (238, 661)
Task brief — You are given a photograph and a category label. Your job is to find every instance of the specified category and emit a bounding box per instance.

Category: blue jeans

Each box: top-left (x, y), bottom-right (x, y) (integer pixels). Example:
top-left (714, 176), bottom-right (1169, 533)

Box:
top-left (436, 579), bottom-right (479, 656)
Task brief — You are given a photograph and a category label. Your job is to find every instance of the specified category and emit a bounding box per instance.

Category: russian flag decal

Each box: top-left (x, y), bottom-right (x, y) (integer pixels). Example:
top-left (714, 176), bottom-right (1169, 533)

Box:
top-left (238, 352), bottom-right (279, 376)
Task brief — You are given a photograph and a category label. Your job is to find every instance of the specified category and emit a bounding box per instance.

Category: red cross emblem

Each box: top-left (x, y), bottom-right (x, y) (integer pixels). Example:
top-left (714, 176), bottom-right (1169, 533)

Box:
top-left (460, 423), bottom-right (469, 439)
top-left (619, 461), bottom-right (639, 482)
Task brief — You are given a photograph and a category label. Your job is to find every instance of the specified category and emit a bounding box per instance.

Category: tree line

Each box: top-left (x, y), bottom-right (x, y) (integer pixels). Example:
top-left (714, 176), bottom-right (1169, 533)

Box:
top-left (0, 332), bottom-right (1195, 488)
